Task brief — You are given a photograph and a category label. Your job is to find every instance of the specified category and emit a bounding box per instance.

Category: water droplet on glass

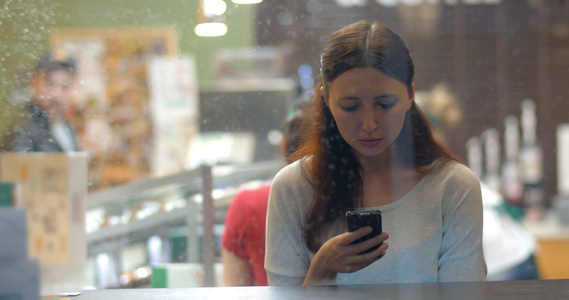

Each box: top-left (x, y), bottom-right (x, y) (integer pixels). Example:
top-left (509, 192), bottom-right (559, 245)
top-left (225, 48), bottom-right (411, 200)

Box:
top-left (277, 11), bottom-right (293, 26)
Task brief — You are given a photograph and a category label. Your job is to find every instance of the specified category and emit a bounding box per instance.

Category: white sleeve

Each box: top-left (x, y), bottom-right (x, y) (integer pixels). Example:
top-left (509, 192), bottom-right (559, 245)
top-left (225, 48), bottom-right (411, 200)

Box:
top-left (438, 163), bottom-right (487, 282)
top-left (264, 162), bottom-right (312, 286)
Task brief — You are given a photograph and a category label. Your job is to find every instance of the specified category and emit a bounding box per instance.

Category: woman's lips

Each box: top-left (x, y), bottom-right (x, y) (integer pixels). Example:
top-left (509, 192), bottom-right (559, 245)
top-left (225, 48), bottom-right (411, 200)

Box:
top-left (358, 138), bottom-right (382, 147)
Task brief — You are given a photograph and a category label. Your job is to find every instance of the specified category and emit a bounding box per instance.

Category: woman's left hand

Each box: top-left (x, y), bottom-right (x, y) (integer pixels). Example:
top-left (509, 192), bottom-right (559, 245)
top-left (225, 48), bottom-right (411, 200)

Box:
top-left (303, 226), bottom-right (389, 285)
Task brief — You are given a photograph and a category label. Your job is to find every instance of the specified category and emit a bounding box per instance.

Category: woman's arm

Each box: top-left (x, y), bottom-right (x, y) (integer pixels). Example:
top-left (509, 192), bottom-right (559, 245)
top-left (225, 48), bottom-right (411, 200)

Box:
top-left (438, 163), bottom-right (487, 281)
top-left (221, 187), bottom-right (265, 286)
top-left (222, 249), bottom-right (255, 286)
top-left (265, 163), bottom-right (311, 285)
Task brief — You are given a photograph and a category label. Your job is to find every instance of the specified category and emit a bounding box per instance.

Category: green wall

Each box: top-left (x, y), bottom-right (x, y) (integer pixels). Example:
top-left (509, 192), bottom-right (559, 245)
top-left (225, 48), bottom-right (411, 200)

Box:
top-left (0, 0), bottom-right (255, 131)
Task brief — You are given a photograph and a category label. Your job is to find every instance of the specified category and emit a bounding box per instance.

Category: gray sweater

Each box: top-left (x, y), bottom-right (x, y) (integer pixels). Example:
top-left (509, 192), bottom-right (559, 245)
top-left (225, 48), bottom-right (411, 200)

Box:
top-left (265, 159), bottom-right (486, 285)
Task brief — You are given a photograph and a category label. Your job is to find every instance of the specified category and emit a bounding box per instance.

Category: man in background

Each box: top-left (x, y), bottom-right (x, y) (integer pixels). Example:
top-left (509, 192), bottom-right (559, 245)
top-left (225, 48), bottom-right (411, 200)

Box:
top-left (1, 49), bottom-right (81, 152)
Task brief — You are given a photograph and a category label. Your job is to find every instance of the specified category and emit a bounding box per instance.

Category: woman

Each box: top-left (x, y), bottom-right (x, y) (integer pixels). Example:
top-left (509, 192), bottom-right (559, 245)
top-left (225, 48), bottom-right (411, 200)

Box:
top-left (265, 21), bottom-right (486, 286)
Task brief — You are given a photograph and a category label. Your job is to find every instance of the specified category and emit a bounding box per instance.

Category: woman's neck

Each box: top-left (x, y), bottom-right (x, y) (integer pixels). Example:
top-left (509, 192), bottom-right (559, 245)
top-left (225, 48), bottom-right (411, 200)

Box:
top-left (356, 146), bottom-right (407, 175)
top-left (357, 148), bottom-right (420, 207)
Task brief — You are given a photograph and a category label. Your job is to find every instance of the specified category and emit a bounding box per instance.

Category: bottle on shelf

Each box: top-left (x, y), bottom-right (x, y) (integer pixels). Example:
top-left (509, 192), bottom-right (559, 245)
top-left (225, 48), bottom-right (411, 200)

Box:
top-left (466, 136), bottom-right (483, 180)
top-left (518, 99), bottom-right (544, 220)
top-left (481, 128), bottom-right (501, 193)
top-left (501, 116), bottom-right (524, 206)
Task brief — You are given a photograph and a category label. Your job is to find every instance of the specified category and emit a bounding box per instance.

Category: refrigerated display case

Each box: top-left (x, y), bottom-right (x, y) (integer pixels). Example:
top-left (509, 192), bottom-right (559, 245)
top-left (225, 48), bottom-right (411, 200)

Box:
top-left (85, 160), bottom-right (283, 288)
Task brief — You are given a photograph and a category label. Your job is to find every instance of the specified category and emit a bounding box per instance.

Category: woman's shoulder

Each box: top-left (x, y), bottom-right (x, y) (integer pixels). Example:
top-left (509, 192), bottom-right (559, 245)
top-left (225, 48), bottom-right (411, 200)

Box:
top-left (273, 158), bottom-right (310, 185)
top-left (271, 159), bottom-right (313, 197)
top-left (428, 159), bottom-right (480, 188)
top-left (269, 158), bottom-right (313, 213)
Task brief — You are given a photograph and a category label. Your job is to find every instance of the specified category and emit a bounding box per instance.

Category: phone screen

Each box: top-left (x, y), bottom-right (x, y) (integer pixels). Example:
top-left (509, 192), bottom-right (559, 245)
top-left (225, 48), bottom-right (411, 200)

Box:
top-left (346, 210), bottom-right (382, 254)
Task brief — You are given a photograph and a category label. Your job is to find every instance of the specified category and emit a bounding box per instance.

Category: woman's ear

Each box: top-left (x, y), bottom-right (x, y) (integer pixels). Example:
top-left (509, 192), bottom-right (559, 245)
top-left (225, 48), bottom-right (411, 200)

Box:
top-left (407, 82), bottom-right (415, 110)
top-left (320, 86), bottom-right (330, 108)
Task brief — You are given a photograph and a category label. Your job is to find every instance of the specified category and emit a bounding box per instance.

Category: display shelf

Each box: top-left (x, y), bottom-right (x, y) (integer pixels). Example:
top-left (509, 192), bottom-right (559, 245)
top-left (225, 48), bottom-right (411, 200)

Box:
top-left (87, 204), bottom-right (192, 252)
top-left (87, 168), bottom-right (202, 212)
top-left (85, 160), bottom-right (283, 287)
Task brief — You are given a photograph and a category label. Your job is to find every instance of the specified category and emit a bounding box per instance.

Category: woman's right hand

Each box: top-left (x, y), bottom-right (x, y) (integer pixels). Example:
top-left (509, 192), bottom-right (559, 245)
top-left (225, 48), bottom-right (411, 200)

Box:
top-left (303, 226), bottom-right (389, 285)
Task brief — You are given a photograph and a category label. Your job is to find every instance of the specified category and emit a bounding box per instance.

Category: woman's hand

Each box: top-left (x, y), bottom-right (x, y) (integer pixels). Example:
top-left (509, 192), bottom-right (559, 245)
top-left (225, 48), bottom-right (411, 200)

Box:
top-left (303, 226), bottom-right (389, 285)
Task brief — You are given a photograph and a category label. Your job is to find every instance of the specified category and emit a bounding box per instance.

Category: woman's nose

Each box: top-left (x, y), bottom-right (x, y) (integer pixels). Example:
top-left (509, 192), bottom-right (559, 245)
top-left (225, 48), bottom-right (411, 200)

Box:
top-left (361, 110), bottom-right (378, 133)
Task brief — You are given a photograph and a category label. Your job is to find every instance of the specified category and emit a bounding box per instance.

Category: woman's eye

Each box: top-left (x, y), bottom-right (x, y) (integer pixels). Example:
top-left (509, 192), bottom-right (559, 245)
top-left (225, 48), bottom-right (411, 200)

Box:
top-left (376, 102), bottom-right (396, 110)
top-left (341, 105), bottom-right (358, 112)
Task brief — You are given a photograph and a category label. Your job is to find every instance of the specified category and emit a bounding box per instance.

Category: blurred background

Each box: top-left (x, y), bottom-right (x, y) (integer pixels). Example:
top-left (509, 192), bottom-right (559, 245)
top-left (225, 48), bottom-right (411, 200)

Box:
top-left (0, 0), bottom-right (568, 293)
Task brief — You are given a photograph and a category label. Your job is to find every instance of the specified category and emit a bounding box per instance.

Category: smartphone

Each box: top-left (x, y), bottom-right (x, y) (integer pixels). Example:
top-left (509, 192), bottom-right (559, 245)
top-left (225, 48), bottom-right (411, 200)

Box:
top-left (346, 210), bottom-right (382, 254)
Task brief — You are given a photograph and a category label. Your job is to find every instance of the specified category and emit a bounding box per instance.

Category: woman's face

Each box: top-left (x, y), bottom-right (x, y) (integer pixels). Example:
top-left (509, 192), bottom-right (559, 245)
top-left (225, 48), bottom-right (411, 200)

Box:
top-left (323, 67), bottom-right (414, 160)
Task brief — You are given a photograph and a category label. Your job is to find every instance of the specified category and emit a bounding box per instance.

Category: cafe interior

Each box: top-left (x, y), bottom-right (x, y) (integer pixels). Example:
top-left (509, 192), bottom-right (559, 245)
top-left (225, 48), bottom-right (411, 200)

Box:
top-left (0, 0), bottom-right (568, 299)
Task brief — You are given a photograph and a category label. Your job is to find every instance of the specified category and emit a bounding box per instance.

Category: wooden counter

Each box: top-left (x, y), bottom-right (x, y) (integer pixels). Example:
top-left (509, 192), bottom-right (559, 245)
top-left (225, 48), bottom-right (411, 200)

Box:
top-left (525, 211), bottom-right (569, 279)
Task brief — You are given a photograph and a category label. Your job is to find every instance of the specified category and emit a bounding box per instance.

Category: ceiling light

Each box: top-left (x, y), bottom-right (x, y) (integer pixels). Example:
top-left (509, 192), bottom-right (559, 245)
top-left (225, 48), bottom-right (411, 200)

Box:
top-left (232, 0), bottom-right (263, 4)
top-left (194, 22), bottom-right (228, 37)
top-left (205, 0), bottom-right (227, 15)
top-left (195, 0), bottom-right (228, 37)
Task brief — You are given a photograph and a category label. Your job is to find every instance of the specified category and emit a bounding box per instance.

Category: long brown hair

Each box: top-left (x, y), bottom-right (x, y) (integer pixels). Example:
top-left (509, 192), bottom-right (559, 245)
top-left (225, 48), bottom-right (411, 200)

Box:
top-left (290, 21), bottom-right (459, 252)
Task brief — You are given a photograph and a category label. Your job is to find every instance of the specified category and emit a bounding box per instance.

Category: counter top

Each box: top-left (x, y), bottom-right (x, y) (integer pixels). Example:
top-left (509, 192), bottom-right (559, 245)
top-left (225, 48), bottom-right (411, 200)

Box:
top-left (59, 280), bottom-right (569, 300)
top-left (525, 210), bottom-right (569, 240)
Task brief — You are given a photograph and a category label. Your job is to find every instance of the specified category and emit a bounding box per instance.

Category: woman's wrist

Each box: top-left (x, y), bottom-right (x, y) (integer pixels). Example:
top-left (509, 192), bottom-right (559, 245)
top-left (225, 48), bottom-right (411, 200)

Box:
top-left (304, 261), bottom-right (337, 285)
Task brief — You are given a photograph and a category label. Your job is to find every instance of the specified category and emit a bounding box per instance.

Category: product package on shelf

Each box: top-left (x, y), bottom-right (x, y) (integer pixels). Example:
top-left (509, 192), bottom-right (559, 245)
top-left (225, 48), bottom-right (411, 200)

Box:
top-left (0, 182), bottom-right (21, 207)
top-left (150, 263), bottom-right (224, 288)
top-left (0, 208), bottom-right (40, 300)
top-left (0, 208), bottom-right (28, 259)
top-left (0, 258), bottom-right (40, 300)
top-left (0, 152), bottom-right (88, 296)
top-left (151, 263), bottom-right (205, 288)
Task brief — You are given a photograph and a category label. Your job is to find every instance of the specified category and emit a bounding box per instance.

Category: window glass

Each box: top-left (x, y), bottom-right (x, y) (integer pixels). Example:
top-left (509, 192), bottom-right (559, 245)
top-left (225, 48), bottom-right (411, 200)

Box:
top-left (0, 0), bottom-right (568, 292)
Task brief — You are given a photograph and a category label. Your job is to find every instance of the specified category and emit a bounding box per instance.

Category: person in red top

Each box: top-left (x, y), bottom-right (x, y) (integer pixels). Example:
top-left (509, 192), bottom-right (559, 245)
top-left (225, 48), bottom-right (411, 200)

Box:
top-left (221, 93), bottom-right (309, 286)
top-left (222, 184), bottom-right (271, 285)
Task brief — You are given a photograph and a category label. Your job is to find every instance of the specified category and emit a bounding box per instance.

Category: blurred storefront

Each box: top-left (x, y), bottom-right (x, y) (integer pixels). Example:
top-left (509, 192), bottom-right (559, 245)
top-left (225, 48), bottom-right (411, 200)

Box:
top-left (1, 0), bottom-right (569, 294)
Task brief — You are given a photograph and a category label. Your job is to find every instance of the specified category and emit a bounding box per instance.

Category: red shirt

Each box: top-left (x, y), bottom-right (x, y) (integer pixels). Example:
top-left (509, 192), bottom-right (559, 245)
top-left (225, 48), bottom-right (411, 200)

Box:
top-left (222, 184), bottom-right (271, 286)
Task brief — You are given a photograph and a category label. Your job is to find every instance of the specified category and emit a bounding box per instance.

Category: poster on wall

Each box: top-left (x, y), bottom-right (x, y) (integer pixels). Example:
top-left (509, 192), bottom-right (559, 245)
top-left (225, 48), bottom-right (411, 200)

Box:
top-left (148, 56), bottom-right (198, 122)
top-left (49, 26), bottom-right (179, 191)
top-left (148, 56), bottom-right (199, 176)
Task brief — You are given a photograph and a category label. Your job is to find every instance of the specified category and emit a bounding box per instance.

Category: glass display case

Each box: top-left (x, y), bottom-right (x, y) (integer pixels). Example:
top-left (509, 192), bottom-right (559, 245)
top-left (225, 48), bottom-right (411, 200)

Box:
top-left (85, 160), bottom-right (283, 288)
